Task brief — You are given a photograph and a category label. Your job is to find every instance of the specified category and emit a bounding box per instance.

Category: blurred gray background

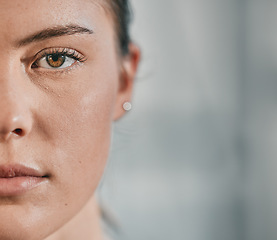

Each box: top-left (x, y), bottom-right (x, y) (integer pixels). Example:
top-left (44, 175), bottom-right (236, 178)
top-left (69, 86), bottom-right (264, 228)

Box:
top-left (98, 1), bottom-right (277, 240)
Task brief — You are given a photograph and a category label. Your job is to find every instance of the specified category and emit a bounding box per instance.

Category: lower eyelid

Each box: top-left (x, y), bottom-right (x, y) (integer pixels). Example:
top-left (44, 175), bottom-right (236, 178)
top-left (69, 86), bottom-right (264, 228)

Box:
top-left (29, 62), bottom-right (84, 79)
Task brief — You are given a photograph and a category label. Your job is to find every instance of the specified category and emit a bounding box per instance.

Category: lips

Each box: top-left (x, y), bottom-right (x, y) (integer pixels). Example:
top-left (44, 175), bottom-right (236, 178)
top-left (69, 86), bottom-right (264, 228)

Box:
top-left (0, 164), bottom-right (48, 196)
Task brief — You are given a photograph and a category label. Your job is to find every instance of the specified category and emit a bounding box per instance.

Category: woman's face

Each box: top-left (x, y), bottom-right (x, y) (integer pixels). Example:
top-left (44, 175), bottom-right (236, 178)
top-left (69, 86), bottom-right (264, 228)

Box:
top-left (0, 0), bottom-right (138, 239)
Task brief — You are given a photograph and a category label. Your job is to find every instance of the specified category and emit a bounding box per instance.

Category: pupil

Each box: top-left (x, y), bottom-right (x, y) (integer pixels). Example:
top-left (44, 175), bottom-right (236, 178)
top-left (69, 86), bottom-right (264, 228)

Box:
top-left (52, 54), bottom-right (59, 61)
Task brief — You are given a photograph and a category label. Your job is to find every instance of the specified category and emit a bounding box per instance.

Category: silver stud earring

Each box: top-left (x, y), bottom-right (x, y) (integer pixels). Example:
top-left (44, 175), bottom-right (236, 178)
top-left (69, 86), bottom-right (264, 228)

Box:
top-left (123, 102), bottom-right (132, 111)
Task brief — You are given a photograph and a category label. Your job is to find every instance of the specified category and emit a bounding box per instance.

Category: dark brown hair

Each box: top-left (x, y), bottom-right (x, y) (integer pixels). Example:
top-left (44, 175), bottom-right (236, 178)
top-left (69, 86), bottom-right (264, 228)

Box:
top-left (107, 0), bottom-right (132, 55)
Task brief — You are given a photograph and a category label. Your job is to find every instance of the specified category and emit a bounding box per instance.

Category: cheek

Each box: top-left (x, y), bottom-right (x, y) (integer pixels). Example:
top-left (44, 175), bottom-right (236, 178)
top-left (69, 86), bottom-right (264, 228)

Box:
top-left (46, 72), bottom-right (117, 181)
top-left (30, 58), bottom-right (120, 226)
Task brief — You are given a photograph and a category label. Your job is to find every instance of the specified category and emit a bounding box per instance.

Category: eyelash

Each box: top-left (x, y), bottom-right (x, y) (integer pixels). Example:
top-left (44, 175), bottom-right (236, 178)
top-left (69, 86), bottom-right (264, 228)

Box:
top-left (31, 48), bottom-right (87, 69)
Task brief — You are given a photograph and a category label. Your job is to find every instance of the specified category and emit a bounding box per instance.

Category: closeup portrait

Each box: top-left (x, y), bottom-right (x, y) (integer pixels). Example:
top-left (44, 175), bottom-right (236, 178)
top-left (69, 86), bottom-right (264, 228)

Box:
top-left (0, 0), bottom-right (276, 240)
top-left (0, 0), bottom-right (140, 240)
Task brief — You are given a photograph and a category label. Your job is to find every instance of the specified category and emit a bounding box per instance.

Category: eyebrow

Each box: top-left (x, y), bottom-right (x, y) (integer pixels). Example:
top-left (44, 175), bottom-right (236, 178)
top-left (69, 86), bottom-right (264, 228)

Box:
top-left (16, 24), bottom-right (93, 47)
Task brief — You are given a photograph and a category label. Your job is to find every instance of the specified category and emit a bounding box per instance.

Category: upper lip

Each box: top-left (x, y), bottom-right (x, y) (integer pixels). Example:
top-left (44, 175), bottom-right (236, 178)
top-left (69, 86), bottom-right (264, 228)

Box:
top-left (0, 164), bottom-right (46, 178)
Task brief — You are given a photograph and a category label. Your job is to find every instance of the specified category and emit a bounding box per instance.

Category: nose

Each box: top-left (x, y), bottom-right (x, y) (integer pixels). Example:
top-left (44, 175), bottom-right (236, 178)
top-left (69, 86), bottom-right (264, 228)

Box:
top-left (0, 82), bottom-right (33, 142)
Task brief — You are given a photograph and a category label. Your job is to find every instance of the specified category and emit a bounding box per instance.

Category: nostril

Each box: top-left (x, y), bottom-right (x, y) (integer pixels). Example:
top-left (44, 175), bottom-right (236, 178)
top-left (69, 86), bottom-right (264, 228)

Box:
top-left (12, 128), bottom-right (23, 136)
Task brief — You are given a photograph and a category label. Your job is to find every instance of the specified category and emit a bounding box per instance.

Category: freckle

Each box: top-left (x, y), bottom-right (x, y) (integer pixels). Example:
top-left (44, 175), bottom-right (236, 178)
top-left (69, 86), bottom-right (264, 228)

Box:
top-left (65, 203), bottom-right (68, 206)
top-left (79, 161), bottom-right (82, 164)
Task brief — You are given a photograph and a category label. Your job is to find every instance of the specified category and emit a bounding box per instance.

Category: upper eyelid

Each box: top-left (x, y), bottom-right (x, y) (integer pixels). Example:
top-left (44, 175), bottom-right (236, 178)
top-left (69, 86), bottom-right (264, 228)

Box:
top-left (34, 47), bottom-right (86, 61)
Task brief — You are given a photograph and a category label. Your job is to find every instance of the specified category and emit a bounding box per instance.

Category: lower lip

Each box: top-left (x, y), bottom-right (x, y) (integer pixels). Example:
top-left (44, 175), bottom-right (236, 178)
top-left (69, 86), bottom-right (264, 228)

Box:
top-left (0, 177), bottom-right (47, 196)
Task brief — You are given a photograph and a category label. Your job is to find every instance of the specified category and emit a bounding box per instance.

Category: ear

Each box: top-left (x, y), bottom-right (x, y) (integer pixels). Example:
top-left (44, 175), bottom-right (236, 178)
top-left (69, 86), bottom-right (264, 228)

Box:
top-left (113, 43), bottom-right (141, 121)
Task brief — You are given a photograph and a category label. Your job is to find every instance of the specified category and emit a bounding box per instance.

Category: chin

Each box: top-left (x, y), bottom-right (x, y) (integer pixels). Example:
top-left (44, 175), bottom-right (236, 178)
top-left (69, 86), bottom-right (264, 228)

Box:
top-left (0, 219), bottom-right (57, 240)
top-left (0, 206), bottom-right (53, 240)
top-left (0, 222), bottom-right (37, 240)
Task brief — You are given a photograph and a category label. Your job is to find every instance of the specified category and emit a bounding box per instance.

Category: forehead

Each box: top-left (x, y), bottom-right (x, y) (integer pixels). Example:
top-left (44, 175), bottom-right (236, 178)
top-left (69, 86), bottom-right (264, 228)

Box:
top-left (0, 0), bottom-right (112, 44)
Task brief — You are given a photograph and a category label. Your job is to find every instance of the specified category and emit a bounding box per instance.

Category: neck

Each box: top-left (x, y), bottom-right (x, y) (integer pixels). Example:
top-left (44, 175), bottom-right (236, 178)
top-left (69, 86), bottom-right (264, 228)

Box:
top-left (44, 196), bottom-right (103, 240)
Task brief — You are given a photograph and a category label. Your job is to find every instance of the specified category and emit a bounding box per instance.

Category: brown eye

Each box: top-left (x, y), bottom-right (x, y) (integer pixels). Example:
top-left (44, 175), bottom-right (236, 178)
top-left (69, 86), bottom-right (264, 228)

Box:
top-left (46, 54), bottom-right (65, 68)
top-left (33, 48), bottom-right (83, 70)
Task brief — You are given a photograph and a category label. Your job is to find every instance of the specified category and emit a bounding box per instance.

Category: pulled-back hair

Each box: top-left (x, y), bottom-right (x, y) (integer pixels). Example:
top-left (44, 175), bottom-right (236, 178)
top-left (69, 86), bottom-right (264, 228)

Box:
top-left (107, 0), bottom-right (132, 55)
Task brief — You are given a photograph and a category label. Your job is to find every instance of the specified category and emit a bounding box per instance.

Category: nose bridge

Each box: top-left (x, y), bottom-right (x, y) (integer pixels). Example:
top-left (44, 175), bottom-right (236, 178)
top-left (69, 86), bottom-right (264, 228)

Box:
top-left (0, 64), bottom-right (33, 141)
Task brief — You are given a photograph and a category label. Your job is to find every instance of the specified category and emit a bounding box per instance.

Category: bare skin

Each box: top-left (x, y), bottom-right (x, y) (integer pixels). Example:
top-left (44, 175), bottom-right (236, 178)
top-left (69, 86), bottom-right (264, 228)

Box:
top-left (45, 197), bottom-right (103, 240)
top-left (0, 0), bottom-right (140, 239)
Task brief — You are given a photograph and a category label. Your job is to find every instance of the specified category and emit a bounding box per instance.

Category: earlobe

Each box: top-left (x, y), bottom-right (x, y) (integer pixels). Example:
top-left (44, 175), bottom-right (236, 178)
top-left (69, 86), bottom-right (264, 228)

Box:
top-left (113, 43), bottom-right (140, 121)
